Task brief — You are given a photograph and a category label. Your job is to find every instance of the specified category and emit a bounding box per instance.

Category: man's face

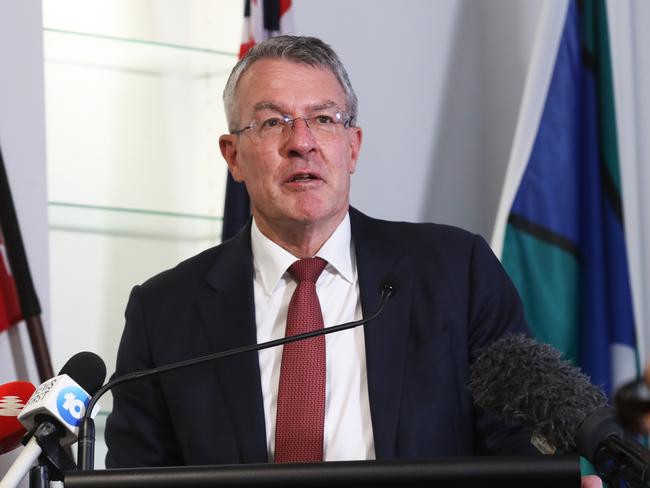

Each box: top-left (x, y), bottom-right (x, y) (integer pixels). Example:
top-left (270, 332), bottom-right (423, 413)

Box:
top-left (219, 58), bottom-right (362, 237)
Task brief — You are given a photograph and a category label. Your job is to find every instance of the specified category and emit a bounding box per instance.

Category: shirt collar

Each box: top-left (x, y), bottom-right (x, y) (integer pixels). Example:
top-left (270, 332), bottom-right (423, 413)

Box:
top-left (251, 213), bottom-right (354, 297)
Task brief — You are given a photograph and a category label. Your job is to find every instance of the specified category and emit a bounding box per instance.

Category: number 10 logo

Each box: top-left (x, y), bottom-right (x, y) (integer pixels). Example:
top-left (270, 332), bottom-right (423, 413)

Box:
top-left (56, 386), bottom-right (89, 427)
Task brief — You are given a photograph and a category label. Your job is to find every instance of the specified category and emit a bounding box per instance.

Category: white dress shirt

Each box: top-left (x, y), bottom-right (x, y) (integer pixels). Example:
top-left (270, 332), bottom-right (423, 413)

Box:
top-left (251, 214), bottom-right (376, 462)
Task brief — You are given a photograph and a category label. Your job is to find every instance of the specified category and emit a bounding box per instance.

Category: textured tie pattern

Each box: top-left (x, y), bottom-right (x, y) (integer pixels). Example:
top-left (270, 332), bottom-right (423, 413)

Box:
top-left (274, 257), bottom-right (327, 463)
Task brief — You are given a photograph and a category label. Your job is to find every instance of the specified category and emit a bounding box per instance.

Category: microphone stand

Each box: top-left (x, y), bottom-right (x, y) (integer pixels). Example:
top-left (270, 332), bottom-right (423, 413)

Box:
top-left (23, 419), bottom-right (77, 488)
top-left (77, 281), bottom-right (397, 470)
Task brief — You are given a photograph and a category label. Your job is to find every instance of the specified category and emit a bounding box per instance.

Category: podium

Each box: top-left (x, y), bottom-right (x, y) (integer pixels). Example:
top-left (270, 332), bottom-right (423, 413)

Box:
top-left (63, 455), bottom-right (580, 487)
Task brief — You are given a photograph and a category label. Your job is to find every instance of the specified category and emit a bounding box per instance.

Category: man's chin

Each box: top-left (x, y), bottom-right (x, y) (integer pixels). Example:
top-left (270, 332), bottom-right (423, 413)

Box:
top-left (282, 205), bottom-right (348, 228)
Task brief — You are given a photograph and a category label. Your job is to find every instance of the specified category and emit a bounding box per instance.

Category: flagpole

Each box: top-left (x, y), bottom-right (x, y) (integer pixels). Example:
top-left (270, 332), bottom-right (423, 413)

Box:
top-left (25, 315), bottom-right (54, 380)
top-left (0, 145), bottom-right (54, 383)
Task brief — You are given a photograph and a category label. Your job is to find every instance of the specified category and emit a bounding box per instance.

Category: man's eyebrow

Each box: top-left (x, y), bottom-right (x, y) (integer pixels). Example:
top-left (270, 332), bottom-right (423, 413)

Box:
top-left (252, 101), bottom-right (283, 113)
top-left (251, 100), bottom-right (342, 114)
top-left (311, 100), bottom-right (341, 111)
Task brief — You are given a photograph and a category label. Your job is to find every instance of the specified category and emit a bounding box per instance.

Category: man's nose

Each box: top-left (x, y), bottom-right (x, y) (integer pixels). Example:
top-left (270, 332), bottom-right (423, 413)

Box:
top-left (283, 117), bottom-right (317, 157)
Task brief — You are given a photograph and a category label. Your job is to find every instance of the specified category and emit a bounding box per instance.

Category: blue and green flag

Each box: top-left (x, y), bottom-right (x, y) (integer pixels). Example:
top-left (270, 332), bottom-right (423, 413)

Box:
top-left (494, 0), bottom-right (637, 398)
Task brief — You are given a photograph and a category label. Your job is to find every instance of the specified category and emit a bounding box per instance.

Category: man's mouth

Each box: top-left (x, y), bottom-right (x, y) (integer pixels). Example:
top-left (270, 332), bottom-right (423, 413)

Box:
top-left (289, 173), bottom-right (320, 183)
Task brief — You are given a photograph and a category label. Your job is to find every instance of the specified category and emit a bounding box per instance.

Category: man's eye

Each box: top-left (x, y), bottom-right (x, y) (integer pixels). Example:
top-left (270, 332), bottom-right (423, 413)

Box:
top-left (260, 118), bottom-right (282, 129)
top-left (313, 114), bottom-right (335, 124)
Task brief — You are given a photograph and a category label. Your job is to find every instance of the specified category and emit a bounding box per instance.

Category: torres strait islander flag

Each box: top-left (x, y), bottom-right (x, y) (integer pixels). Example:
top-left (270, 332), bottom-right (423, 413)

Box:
top-left (492, 0), bottom-right (638, 399)
top-left (222, 0), bottom-right (293, 241)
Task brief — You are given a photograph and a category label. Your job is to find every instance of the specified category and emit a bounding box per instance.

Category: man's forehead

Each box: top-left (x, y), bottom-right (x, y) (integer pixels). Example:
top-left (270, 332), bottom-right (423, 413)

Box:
top-left (243, 57), bottom-right (330, 77)
top-left (235, 58), bottom-right (346, 110)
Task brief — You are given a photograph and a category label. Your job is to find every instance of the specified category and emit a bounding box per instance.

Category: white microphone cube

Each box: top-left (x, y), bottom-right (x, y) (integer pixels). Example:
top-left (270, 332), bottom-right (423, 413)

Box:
top-left (18, 374), bottom-right (100, 446)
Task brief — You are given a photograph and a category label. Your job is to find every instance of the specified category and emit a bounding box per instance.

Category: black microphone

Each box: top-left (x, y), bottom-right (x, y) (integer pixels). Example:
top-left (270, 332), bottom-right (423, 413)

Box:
top-left (468, 334), bottom-right (607, 453)
top-left (468, 334), bottom-right (650, 487)
top-left (469, 335), bottom-right (650, 486)
top-left (60, 351), bottom-right (107, 396)
top-left (614, 376), bottom-right (650, 434)
top-left (18, 352), bottom-right (106, 445)
top-left (76, 274), bottom-right (399, 470)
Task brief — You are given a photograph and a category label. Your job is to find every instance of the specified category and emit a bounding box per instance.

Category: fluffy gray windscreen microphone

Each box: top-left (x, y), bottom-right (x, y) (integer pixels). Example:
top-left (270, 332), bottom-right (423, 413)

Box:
top-left (468, 334), bottom-right (608, 453)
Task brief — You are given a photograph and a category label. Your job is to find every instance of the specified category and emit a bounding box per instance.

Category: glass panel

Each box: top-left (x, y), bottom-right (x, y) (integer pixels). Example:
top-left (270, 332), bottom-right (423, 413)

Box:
top-left (44, 27), bottom-right (235, 217)
top-left (43, 28), bottom-right (237, 78)
top-left (48, 222), bottom-right (217, 410)
top-left (43, 1), bottom-right (242, 468)
top-left (49, 201), bottom-right (222, 240)
top-left (42, 0), bottom-right (243, 52)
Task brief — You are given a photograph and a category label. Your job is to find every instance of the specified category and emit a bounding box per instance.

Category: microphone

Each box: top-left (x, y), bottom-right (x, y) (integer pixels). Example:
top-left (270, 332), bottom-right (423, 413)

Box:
top-left (468, 334), bottom-right (650, 486)
top-left (76, 274), bottom-right (399, 470)
top-left (0, 352), bottom-right (106, 488)
top-left (378, 273), bottom-right (398, 300)
top-left (0, 381), bottom-right (36, 454)
top-left (614, 373), bottom-right (650, 434)
top-left (18, 351), bottom-right (106, 446)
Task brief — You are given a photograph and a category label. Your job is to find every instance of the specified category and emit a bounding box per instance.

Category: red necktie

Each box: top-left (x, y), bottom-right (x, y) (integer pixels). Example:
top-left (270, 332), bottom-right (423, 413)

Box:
top-left (274, 257), bottom-right (327, 463)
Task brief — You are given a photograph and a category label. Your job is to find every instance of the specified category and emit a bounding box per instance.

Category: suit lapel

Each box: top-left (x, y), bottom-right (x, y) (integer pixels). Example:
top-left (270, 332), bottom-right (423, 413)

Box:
top-left (350, 208), bottom-right (413, 459)
top-left (196, 224), bottom-right (267, 462)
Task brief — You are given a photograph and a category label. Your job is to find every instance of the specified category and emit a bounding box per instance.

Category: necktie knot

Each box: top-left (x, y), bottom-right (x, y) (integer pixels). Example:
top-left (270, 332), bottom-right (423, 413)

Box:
top-left (288, 257), bottom-right (327, 284)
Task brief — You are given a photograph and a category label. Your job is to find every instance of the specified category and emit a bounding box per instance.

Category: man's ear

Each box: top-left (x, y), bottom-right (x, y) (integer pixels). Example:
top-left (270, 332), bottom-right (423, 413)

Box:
top-left (219, 134), bottom-right (244, 182)
top-left (348, 126), bottom-right (363, 174)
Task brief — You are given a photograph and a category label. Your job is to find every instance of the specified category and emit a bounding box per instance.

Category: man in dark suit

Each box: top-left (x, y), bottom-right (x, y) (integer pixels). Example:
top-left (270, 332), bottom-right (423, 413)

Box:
top-left (105, 35), bottom-right (535, 467)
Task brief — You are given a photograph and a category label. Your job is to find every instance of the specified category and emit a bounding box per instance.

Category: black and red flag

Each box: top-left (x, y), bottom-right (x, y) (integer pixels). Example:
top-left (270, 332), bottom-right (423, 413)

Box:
top-left (0, 229), bottom-right (21, 333)
top-left (221, 0), bottom-right (293, 241)
top-left (0, 144), bottom-right (52, 380)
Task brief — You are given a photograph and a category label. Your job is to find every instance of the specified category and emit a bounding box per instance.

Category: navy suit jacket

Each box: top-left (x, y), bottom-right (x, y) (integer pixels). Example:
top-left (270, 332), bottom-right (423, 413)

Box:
top-left (105, 208), bottom-right (535, 467)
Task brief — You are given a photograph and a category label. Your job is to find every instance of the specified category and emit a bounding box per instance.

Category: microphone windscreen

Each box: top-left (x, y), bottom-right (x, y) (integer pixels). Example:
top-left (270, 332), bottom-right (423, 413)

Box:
top-left (59, 351), bottom-right (107, 396)
top-left (468, 334), bottom-right (607, 451)
top-left (0, 381), bottom-right (36, 453)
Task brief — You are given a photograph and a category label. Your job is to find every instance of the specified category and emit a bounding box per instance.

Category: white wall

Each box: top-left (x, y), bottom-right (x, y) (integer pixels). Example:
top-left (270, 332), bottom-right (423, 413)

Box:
top-left (0, 1), bottom-right (50, 388)
top-left (609, 0), bottom-right (650, 367)
top-left (295, 0), bottom-right (650, 361)
top-left (293, 0), bottom-right (543, 239)
top-left (0, 0), bottom-right (49, 481)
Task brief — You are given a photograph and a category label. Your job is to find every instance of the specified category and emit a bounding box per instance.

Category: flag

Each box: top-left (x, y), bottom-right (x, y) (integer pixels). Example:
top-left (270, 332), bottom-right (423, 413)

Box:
top-left (0, 143), bottom-right (52, 380)
top-left (0, 145), bottom-right (21, 334)
top-left (239, 0), bottom-right (293, 59)
top-left (221, 0), bottom-right (293, 241)
top-left (0, 146), bottom-right (39, 333)
top-left (491, 0), bottom-right (637, 399)
top-left (0, 230), bottom-right (21, 333)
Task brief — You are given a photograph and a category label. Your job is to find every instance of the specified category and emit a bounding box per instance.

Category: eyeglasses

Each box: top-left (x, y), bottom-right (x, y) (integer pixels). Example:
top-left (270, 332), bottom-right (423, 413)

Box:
top-left (231, 110), bottom-right (353, 142)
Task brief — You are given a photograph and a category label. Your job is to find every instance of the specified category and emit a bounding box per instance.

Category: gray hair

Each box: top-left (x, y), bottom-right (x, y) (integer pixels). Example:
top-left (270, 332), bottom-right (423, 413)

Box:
top-left (223, 35), bottom-right (358, 131)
